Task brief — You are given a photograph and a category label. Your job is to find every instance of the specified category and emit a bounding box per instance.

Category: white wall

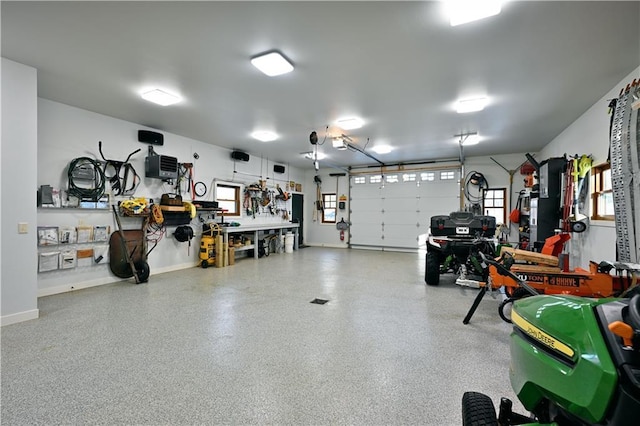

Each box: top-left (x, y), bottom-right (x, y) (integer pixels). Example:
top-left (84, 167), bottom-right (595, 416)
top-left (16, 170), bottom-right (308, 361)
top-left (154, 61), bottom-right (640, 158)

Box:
top-left (304, 168), bottom-right (350, 248)
top-left (1, 58), bottom-right (39, 325)
top-left (36, 99), bottom-right (305, 296)
top-left (540, 66), bottom-right (639, 268)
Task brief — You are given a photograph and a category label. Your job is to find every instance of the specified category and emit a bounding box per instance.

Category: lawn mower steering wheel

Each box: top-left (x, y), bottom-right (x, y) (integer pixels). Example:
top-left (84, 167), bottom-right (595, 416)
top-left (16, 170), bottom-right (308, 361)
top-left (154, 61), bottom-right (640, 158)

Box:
top-left (628, 294), bottom-right (640, 331)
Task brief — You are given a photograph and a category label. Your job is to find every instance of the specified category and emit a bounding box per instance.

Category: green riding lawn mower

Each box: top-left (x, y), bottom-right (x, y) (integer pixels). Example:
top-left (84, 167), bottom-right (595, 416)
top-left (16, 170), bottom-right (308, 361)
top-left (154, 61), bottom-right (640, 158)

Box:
top-left (463, 258), bottom-right (640, 425)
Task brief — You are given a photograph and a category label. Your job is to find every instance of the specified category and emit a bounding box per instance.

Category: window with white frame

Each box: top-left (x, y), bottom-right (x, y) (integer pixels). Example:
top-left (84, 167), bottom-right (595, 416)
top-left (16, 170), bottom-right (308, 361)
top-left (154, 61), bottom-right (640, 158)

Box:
top-left (421, 172), bottom-right (435, 181)
top-left (440, 171), bottom-right (455, 180)
top-left (482, 188), bottom-right (506, 224)
top-left (322, 193), bottom-right (337, 223)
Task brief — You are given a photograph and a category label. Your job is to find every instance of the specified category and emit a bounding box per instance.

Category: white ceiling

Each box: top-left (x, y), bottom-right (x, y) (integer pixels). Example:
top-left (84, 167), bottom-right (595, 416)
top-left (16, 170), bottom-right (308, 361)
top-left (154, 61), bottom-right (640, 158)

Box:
top-left (2, 1), bottom-right (639, 169)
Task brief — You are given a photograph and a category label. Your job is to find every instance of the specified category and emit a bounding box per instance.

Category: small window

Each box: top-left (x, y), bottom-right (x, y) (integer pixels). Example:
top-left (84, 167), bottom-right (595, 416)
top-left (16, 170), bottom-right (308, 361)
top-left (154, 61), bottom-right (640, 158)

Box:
top-left (385, 174), bottom-right (398, 183)
top-left (591, 163), bottom-right (613, 220)
top-left (440, 171), bottom-right (455, 180)
top-left (322, 193), bottom-right (337, 223)
top-left (402, 173), bottom-right (416, 182)
top-left (353, 176), bottom-right (366, 184)
top-left (483, 188), bottom-right (506, 224)
top-left (370, 175), bottom-right (382, 183)
top-left (421, 172), bottom-right (435, 181)
top-left (214, 181), bottom-right (242, 217)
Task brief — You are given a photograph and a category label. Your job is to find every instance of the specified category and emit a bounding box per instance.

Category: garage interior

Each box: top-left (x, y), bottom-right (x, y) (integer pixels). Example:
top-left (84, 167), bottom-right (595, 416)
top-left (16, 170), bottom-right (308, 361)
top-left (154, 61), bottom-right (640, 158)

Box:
top-left (2, 1), bottom-right (640, 425)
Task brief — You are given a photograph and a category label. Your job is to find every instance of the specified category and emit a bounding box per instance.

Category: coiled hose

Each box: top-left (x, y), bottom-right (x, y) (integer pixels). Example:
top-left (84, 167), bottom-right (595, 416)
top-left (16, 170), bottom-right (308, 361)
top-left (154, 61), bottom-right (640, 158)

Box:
top-left (67, 157), bottom-right (106, 201)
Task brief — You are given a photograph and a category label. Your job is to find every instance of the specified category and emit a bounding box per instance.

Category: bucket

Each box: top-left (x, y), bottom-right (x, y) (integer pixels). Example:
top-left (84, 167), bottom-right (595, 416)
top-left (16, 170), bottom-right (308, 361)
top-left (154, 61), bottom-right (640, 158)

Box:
top-left (280, 235), bottom-right (285, 253)
top-left (285, 232), bottom-right (294, 253)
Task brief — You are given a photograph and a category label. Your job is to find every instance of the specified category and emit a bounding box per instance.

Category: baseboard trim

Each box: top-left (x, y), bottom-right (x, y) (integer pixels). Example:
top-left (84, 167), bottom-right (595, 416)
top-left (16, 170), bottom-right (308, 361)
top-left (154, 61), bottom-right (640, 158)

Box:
top-left (1, 309), bottom-right (39, 327)
top-left (305, 243), bottom-right (348, 249)
top-left (38, 262), bottom-right (198, 297)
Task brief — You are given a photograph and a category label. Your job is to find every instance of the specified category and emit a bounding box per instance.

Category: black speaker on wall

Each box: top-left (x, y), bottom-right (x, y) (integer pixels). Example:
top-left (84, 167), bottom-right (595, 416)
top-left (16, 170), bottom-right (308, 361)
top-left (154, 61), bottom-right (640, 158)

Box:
top-left (138, 130), bottom-right (164, 145)
top-left (274, 165), bottom-right (285, 174)
top-left (231, 151), bottom-right (250, 162)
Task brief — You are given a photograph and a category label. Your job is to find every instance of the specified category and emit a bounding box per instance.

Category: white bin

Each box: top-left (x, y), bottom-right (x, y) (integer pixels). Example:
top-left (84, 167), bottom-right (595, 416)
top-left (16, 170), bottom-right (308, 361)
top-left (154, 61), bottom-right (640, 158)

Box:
top-left (285, 232), bottom-right (294, 253)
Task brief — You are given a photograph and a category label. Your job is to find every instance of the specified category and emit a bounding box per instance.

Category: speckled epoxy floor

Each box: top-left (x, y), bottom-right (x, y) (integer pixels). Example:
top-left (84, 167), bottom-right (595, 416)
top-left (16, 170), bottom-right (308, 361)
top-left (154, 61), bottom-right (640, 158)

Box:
top-left (2, 247), bottom-right (522, 425)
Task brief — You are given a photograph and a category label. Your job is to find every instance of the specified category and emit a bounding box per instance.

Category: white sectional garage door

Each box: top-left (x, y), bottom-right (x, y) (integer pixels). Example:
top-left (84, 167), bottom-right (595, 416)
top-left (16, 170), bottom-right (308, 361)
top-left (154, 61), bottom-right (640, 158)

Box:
top-left (349, 168), bottom-right (461, 250)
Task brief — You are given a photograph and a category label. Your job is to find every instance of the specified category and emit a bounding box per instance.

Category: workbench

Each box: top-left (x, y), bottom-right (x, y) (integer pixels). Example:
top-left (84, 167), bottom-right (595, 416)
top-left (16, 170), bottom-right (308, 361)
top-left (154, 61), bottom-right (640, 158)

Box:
top-left (221, 223), bottom-right (300, 261)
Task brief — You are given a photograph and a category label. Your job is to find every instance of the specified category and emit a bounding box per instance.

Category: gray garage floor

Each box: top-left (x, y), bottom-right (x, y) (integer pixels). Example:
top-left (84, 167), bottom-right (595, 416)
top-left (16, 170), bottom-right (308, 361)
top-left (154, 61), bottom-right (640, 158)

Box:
top-left (1, 247), bottom-right (523, 425)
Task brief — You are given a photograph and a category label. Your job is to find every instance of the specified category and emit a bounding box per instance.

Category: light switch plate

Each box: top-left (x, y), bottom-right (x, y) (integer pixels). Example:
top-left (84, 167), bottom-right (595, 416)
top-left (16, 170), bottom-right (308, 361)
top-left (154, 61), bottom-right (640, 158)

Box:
top-left (18, 222), bottom-right (28, 234)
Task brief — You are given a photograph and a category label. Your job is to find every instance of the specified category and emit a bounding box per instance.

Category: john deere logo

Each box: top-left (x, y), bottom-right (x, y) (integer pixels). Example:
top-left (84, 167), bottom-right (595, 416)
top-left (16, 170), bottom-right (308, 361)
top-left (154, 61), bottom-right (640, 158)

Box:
top-left (512, 310), bottom-right (575, 359)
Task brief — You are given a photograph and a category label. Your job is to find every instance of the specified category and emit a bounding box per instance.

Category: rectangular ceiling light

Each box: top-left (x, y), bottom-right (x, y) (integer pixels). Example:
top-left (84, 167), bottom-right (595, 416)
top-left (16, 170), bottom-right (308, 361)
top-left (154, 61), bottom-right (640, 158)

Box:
top-left (446, 1), bottom-right (502, 27)
top-left (140, 89), bottom-right (181, 106)
top-left (251, 130), bottom-right (278, 142)
top-left (251, 51), bottom-right (294, 77)
top-left (336, 117), bottom-right (364, 130)
top-left (456, 97), bottom-right (488, 113)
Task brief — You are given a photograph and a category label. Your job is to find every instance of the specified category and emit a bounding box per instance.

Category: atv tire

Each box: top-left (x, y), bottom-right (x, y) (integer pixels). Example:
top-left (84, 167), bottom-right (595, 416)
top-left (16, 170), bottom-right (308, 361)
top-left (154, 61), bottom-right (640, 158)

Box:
top-left (425, 251), bottom-right (440, 286)
top-left (462, 391), bottom-right (498, 426)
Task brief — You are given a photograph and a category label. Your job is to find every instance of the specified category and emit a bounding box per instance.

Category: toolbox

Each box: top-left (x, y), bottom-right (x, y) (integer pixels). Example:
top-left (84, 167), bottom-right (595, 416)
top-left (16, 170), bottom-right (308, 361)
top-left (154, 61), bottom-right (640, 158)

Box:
top-left (430, 211), bottom-right (496, 238)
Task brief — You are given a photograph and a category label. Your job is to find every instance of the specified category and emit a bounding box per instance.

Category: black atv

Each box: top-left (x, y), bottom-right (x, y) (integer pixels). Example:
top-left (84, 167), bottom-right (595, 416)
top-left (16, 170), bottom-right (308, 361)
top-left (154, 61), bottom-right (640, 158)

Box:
top-left (424, 211), bottom-right (497, 286)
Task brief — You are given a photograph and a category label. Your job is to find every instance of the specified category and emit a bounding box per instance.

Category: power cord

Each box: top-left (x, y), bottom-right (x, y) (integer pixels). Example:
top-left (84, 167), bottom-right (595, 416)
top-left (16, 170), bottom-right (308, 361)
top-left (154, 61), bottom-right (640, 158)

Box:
top-left (464, 170), bottom-right (489, 205)
top-left (67, 157), bottom-right (106, 201)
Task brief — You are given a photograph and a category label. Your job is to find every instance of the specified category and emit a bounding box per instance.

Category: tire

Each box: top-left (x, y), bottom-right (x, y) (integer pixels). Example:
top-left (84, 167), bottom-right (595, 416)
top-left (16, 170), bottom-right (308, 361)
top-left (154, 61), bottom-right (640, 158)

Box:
top-left (462, 392), bottom-right (498, 426)
top-left (425, 251), bottom-right (440, 286)
top-left (134, 261), bottom-right (150, 283)
top-left (201, 259), bottom-right (209, 268)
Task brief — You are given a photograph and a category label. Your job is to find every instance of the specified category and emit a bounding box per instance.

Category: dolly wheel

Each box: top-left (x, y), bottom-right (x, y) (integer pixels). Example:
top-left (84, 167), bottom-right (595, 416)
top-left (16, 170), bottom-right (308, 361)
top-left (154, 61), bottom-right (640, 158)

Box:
top-left (134, 261), bottom-right (150, 283)
top-left (462, 392), bottom-right (498, 426)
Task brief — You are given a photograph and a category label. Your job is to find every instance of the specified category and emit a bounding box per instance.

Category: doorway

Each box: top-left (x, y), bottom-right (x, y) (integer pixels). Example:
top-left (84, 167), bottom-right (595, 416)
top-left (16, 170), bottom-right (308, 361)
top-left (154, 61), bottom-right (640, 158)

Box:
top-left (291, 193), bottom-right (304, 246)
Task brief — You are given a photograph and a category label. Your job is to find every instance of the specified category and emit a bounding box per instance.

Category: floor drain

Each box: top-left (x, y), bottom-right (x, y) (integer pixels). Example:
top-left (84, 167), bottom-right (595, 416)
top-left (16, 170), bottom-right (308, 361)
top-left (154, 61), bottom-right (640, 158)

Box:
top-left (310, 298), bottom-right (329, 305)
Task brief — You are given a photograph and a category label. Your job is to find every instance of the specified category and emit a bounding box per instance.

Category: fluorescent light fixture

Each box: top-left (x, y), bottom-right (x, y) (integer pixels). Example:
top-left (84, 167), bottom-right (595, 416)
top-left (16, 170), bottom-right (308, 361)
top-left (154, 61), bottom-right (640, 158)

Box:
top-left (251, 51), bottom-right (294, 77)
top-left (332, 138), bottom-right (348, 150)
top-left (456, 97), bottom-right (488, 113)
top-left (445, 1), bottom-right (502, 27)
top-left (371, 145), bottom-right (393, 154)
top-left (251, 130), bottom-right (278, 142)
top-left (336, 117), bottom-right (364, 130)
top-left (140, 89), bottom-right (181, 106)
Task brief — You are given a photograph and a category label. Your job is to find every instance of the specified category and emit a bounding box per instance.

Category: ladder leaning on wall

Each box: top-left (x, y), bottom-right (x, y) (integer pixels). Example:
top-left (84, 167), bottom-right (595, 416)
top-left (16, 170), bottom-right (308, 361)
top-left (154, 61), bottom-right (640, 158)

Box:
top-left (610, 78), bottom-right (640, 263)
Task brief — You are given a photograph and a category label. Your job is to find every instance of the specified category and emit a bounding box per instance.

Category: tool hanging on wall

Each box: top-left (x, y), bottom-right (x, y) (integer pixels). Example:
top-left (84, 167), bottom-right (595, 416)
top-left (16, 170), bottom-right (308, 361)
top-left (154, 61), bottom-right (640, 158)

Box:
top-left (314, 175), bottom-right (323, 211)
top-left (176, 163), bottom-right (196, 199)
top-left (98, 141), bottom-right (141, 196)
top-left (463, 170), bottom-right (489, 213)
top-left (109, 204), bottom-right (150, 283)
top-left (336, 217), bottom-right (349, 241)
top-left (562, 154), bottom-right (592, 233)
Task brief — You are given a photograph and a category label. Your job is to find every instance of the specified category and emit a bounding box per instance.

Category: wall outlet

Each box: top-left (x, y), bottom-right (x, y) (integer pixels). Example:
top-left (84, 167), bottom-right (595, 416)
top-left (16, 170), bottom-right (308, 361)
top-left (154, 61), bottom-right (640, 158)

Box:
top-left (18, 222), bottom-right (28, 234)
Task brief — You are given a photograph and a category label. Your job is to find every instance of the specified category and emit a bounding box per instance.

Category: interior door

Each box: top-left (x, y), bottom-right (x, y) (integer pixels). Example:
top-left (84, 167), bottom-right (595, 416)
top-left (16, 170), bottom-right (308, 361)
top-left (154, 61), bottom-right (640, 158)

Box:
top-left (291, 193), bottom-right (304, 246)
